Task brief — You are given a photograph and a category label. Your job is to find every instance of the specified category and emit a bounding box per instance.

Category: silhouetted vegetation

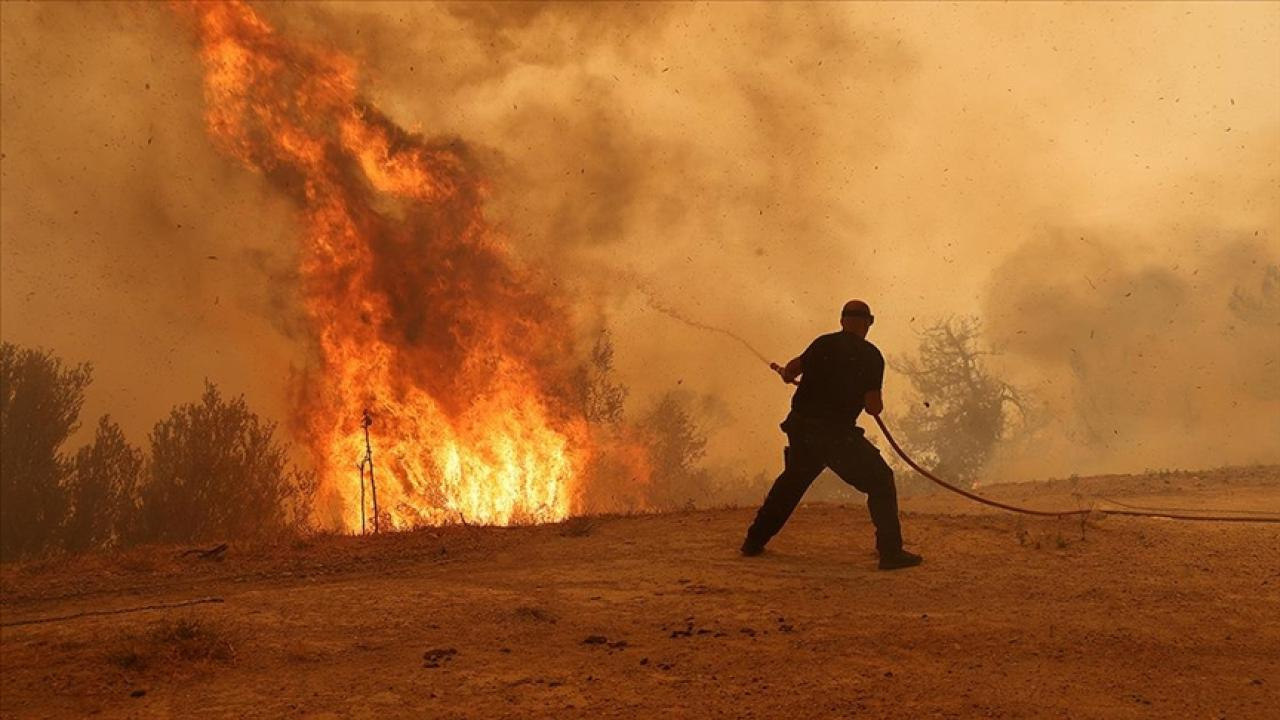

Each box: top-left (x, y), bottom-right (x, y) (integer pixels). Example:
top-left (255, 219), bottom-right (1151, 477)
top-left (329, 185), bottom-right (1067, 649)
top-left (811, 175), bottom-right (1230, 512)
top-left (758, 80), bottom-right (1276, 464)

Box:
top-left (0, 342), bottom-right (92, 561)
top-left (134, 382), bottom-right (315, 545)
top-left (0, 342), bottom-right (314, 561)
top-left (892, 317), bottom-right (1025, 488)
top-left (575, 330), bottom-right (719, 513)
top-left (639, 391), bottom-right (713, 509)
top-left (64, 415), bottom-right (142, 553)
top-left (580, 330), bottom-right (627, 426)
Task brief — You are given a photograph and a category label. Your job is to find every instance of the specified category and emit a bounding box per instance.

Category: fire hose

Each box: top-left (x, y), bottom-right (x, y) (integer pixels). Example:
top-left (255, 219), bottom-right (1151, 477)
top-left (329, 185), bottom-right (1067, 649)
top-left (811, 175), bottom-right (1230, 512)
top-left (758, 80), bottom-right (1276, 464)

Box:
top-left (766, 362), bottom-right (1280, 524)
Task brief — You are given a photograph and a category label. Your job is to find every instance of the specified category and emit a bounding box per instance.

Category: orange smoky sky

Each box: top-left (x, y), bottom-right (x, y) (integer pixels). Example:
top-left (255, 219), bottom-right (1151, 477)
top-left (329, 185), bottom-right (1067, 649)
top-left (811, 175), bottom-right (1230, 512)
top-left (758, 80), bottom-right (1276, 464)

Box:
top-left (2, 2), bottom-right (1277, 491)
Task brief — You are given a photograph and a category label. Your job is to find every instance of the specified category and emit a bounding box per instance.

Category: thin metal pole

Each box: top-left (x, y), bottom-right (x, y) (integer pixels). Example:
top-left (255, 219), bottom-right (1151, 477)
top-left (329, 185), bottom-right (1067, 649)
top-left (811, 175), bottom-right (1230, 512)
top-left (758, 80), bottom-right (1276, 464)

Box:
top-left (359, 460), bottom-right (366, 535)
top-left (362, 409), bottom-right (379, 533)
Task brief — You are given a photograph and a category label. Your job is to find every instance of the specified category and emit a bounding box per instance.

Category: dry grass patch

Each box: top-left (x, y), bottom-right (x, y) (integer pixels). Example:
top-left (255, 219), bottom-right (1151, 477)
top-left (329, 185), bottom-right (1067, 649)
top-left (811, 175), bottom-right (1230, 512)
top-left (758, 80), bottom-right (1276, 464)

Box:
top-left (106, 616), bottom-right (236, 672)
top-left (513, 605), bottom-right (558, 624)
top-left (557, 516), bottom-right (597, 538)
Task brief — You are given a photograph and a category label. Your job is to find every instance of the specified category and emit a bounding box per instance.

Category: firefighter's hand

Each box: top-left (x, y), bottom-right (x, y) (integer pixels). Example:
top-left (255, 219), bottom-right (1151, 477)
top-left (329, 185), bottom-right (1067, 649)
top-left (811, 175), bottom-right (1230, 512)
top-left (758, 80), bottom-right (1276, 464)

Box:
top-left (770, 362), bottom-right (799, 385)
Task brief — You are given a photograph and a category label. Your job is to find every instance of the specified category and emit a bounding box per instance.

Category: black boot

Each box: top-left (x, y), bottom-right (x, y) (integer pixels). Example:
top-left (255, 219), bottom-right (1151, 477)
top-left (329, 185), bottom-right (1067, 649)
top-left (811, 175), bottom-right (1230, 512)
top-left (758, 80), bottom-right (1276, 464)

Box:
top-left (878, 549), bottom-right (923, 570)
top-left (740, 538), bottom-right (766, 557)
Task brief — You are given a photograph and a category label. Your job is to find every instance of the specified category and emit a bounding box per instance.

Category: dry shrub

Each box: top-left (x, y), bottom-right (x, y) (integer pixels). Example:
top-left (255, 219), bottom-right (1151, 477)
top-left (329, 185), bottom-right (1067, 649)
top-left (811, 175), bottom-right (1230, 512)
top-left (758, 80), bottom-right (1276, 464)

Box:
top-left (513, 605), bottom-right (558, 623)
top-left (107, 617), bottom-right (236, 672)
top-left (1015, 519), bottom-right (1086, 551)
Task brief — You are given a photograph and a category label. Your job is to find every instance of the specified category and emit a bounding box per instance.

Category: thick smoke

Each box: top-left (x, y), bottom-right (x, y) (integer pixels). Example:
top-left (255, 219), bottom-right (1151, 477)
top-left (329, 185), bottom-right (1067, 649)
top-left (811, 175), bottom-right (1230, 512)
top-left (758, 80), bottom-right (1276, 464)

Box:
top-left (1, 2), bottom-right (306, 441)
top-left (2, 2), bottom-right (1277, 491)
top-left (984, 232), bottom-right (1279, 479)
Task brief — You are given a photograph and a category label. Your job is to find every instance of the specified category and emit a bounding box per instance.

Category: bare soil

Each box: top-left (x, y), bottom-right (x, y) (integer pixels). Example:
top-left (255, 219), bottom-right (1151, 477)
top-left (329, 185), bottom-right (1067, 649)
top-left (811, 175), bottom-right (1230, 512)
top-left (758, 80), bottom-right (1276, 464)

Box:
top-left (3, 466), bottom-right (1278, 719)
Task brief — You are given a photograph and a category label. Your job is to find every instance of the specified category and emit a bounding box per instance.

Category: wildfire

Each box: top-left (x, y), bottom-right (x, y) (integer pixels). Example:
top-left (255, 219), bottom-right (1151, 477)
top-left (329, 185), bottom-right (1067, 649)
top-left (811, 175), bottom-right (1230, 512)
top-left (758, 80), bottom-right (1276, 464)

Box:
top-left (181, 1), bottom-right (630, 529)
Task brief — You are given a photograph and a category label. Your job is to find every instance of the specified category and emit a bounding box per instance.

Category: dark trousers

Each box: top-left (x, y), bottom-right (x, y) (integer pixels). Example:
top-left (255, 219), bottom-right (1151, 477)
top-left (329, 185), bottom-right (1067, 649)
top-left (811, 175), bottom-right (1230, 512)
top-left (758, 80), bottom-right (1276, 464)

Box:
top-left (746, 417), bottom-right (903, 554)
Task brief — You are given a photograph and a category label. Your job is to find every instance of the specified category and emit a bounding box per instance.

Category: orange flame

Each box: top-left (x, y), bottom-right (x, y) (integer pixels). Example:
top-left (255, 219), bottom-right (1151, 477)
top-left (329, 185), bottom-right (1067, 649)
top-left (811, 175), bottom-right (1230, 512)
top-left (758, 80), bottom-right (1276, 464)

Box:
top-left (181, 1), bottom-right (637, 529)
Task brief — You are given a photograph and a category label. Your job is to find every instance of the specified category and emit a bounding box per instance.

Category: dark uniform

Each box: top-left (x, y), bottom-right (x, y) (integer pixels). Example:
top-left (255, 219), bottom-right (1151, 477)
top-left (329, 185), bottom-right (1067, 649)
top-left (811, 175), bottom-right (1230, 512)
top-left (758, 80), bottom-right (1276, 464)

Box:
top-left (745, 331), bottom-right (903, 554)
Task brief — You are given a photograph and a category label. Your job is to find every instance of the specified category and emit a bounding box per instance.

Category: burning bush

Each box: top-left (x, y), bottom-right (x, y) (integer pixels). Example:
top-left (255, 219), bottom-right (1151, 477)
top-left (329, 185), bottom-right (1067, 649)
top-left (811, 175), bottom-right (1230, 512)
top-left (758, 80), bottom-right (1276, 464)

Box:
top-left (133, 382), bottom-right (315, 545)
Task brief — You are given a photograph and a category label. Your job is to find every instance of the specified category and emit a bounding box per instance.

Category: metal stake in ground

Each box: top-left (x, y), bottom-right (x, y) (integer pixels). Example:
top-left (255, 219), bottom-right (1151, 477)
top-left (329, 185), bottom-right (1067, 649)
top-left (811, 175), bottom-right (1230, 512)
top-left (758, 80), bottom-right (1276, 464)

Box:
top-left (358, 458), bottom-right (366, 535)
top-left (358, 409), bottom-right (380, 533)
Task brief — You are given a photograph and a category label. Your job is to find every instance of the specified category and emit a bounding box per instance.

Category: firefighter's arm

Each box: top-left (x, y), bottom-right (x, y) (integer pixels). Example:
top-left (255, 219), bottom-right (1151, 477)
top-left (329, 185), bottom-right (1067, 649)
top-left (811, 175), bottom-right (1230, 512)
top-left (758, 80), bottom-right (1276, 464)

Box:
top-left (769, 356), bottom-right (804, 384)
top-left (782, 355), bottom-right (803, 383)
top-left (864, 389), bottom-right (884, 416)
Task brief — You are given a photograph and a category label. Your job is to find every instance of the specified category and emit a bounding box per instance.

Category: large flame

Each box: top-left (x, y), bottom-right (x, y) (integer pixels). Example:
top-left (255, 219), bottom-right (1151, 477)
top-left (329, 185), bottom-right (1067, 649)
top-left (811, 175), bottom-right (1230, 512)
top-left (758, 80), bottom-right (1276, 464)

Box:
top-left (182, 1), bottom-right (624, 529)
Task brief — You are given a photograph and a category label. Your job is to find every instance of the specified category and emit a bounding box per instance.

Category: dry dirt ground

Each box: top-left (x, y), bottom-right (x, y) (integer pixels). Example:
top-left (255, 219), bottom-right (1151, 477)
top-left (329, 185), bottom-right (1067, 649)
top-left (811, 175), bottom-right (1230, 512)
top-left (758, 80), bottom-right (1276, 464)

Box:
top-left (3, 466), bottom-right (1278, 719)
